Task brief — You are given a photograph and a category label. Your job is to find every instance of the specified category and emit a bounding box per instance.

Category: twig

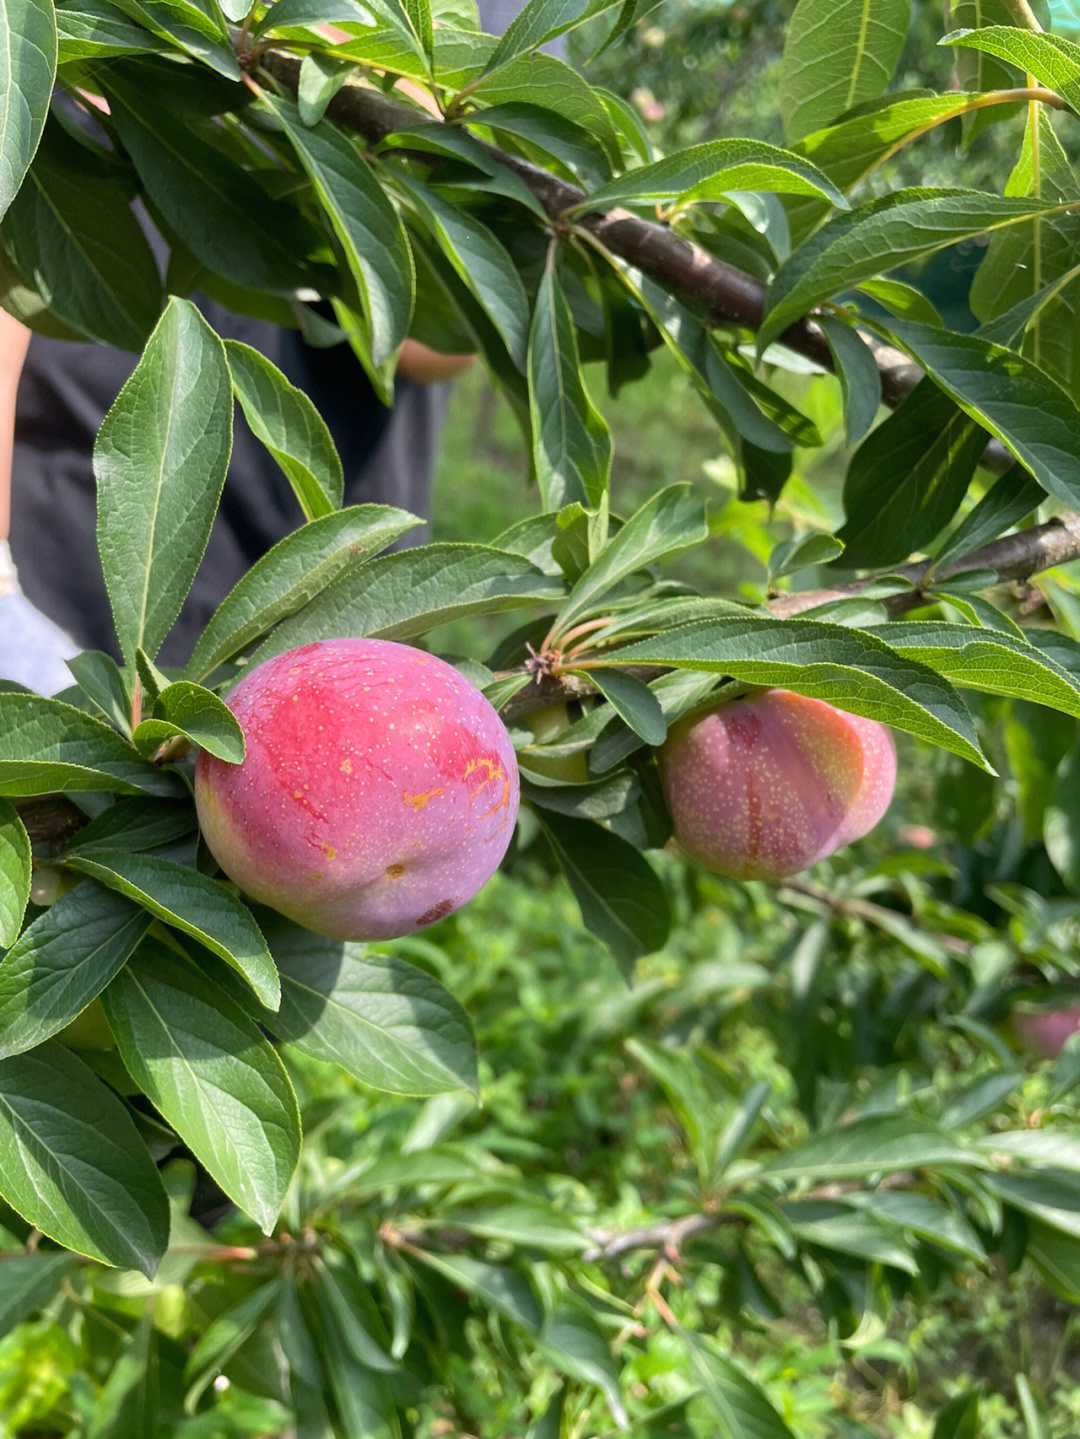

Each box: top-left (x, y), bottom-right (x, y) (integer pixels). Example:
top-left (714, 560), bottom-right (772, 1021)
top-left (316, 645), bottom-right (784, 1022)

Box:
top-left (779, 877), bottom-right (974, 956)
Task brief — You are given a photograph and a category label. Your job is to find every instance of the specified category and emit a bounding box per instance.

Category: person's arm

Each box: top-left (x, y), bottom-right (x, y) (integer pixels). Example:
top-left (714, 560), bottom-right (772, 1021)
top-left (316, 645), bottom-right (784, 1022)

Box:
top-left (0, 311), bottom-right (80, 693)
top-left (396, 339), bottom-right (474, 385)
top-left (0, 310), bottom-right (32, 544)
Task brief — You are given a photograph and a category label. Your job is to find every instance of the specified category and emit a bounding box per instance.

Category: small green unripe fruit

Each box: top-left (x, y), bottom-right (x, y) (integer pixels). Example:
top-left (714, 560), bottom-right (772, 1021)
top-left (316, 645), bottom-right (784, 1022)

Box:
top-left (194, 637), bottom-right (520, 941)
top-left (522, 702), bottom-right (589, 785)
top-left (657, 689), bottom-right (896, 880)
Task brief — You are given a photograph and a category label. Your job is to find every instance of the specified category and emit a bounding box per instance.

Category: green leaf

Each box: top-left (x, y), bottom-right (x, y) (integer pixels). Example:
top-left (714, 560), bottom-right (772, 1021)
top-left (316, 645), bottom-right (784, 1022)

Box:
top-left (571, 137), bottom-right (846, 215)
top-left (0, 1042), bottom-right (169, 1274)
top-left (540, 1304), bottom-right (626, 1429)
top-left (132, 681), bottom-right (245, 763)
top-left (536, 811), bottom-right (670, 974)
top-left (184, 1281), bottom-right (282, 1407)
top-left (104, 74), bottom-right (318, 289)
top-left (258, 912), bottom-right (478, 1095)
top-left (968, 108), bottom-right (1080, 402)
top-left (987, 1169), bottom-right (1080, 1238)
top-left (0, 799), bottom-right (31, 948)
top-left (855, 275), bottom-right (943, 327)
top-left (1045, 743), bottom-right (1080, 890)
top-left (679, 1325), bottom-right (796, 1439)
top-left (528, 259), bottom-right (612, 509)
top-left (581, 668), bottom-right (665, 746)
top-left (779, 0), bottom-right (911, 142)
top-left (183, 505), bottom-right (419, 682)
top-left (845, 1191), bottom-right (986, 1264)
top-left (449, 1201), bottom-right (590, 1252)
top-left (3, 123), bottom-right (162, 349)
top-left (462, 102), bottom-right (611, 190)
top-left (865, 620), bottom-right (1080, 719)
top-left (302, 1280), bottom-right (401, 1439)
top-left (55, 0), bottom-right (166, 61)
top-left (0, 1252), bottom-right (74, 1338)
top-left (760, 1114), bottom-right (980, 1182)
top-left (266, 95), bottom-right (414, 372)
top-left (66, 798), bottom-right (198, 857)
top-left (817, 314), bottom-right (880, 446)
top-left (839, 379), bottom-right (987, 570)
top-left (66, 852), bottom-right (280, 1010)
top-left (767, 533), bottom-right (844, 583)
top-left (611, 615), bottom-right (990, 770)
top-left (1016, 1374), bottom-right (1052, 1439)
top-left (871, 316), bottom-right (1080, 513)
top-left (0, 691), bottom-right (187, 797)
top-left (626, 1036), bottom-right (718, 1180)
top-left (932, 1393), bottom-right (980, 1439)
top-left (406, 1249), bottom-right (541, 1332)
top-left (296, 51), bottom-right (354, 127)
top-left (481, 0), bottom-right (619, 73)
top-left (556, 485), bottom-right (707, 633)
top-left (251, 543), bottom-right (565, 661)
top-left (945, 26), bottom-right (1080, 113)
top-left (66, 651), bottom-right (131, 730)
top-left (87, 1313), bottom-right (158, 1439)
top-left (224, 340), bottom-right (344, 520)
top-left (760, 189), bottom-right (1061, 350)
top-left (782, 1198), bottom-right (918, 1272)
top-left (932, 466), bottom-right (1042, 569)
top-left (94, 297), bottom-right (233, 667)
top-left (465, 52), bottom-right (622, 163)
top-left (101, 939), bottom-right (300, 1234)
top-left (0, 882), bottom-right (150, 1060)
top-left (393, 170), bottom-right (529, 369)
top-left (0, 0), bottom-right (56, 219)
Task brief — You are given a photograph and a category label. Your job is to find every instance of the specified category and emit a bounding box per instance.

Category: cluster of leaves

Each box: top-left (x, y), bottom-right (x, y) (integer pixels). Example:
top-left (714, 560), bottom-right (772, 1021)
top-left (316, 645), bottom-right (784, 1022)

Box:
top-left (6, 0), bottom-right (1080, 1430)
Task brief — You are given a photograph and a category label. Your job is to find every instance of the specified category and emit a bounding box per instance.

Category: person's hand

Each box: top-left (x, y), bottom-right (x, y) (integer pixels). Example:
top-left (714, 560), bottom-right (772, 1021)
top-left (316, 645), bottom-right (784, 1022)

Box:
top-left (0, 542), bottom-right (80, 696)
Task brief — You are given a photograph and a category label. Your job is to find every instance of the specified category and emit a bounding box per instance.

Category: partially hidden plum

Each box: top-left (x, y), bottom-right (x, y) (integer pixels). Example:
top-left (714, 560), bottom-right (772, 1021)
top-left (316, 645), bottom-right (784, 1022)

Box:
top-left (657, 688), bottom-right (896, 881)
top-left (1009, 1004), bottom-right (1080, 1060)
top-left (194, 638), bottom-right (519, 940)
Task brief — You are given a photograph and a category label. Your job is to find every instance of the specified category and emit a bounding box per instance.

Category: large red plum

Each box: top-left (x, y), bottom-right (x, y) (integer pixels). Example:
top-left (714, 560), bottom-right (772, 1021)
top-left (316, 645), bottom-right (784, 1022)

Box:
top-left (194, 638), bottom-right (519, 940)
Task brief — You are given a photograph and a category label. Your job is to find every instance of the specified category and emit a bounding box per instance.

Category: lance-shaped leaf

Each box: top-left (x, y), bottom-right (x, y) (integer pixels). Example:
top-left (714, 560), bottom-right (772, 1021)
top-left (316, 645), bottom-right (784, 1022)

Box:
top-left (406, 1249), bottom-right (541, 1332)
top-left (394, 171), bottom-right (529, 370)
top-left (467, 52), bottom-right (622, 163)
top-left (539, 1305), bottom-right (627, 1430)
top-left (65, 797), bottom-right (197, 857)
top-left (933, 466), bottom-right (1043, 569)
top-left (131, 681), bottom-right (245, 763)
top-left (266, 95), bottom-right (414, 373)
top-left (0, 1042), bottom-right (169, 1275)
top-left (0, 883), bottom-right (150, 1060)
top-left (55, 0), bottom-right (166, 62)
top-left (253, 0), bottom-right (430, 71)
top-left (817, 314), bottom-right (881, 446)
top-left (528, 260), bottom-right (611, 509)
top-left (0, 800), bottom-right (30, 949)
top-left (258, 911), bottom-right (478, 1095)
top-left (556, 485), bottom-right (707, 633)
top-left (101, 940), bottom-right (300, 1235)
top-left (839, 378), bottom-right (986, 570)
top-left (679, 1326), bottom-right (796, 1439)
top-left (611, 615), bottom-right (990, 769)
top-left (66, 851), bottom-right (280, 1010)
top-left (224, 340), bottom-right (344, 520)
top-left (252, 543), bottom-right (565, 661)
top-left (760, 189), bottom-right (1062, 350)
top-left (535, 811), bottom-right (670, 974)
top-left (571, 136), bottom-right (846, 214)
top-left (482, 0), bottom-right (621, 73)
top-left (0, 691), bottom-right (187, 797)
top-left (779, 0), bottom-right (911, 142)
top-left (0, 0), bottom-right (55, 220)
top-left (94, 298), bottom-right (233, 667)
top-left (864, 621), bottom-right (1080, 718)
top-left (463, 102), bottom-right (611, 190)
top-left (104, 76), bottom-right (317, 288)
top-left (869, 316), bottom-right (1080, 512)
top-left (759, 1113), bottom-right (981, 1183)
top-left (184, 505), bottom-right (420, 682)
top-left (0, 1252), bottom-right (75, 1338)
top-left (945, 26), bottom-right (1080, 113)
top-left (2, 122), bottom-right (162, 350)
top-left (580, 668), bottom-right (665, 746)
